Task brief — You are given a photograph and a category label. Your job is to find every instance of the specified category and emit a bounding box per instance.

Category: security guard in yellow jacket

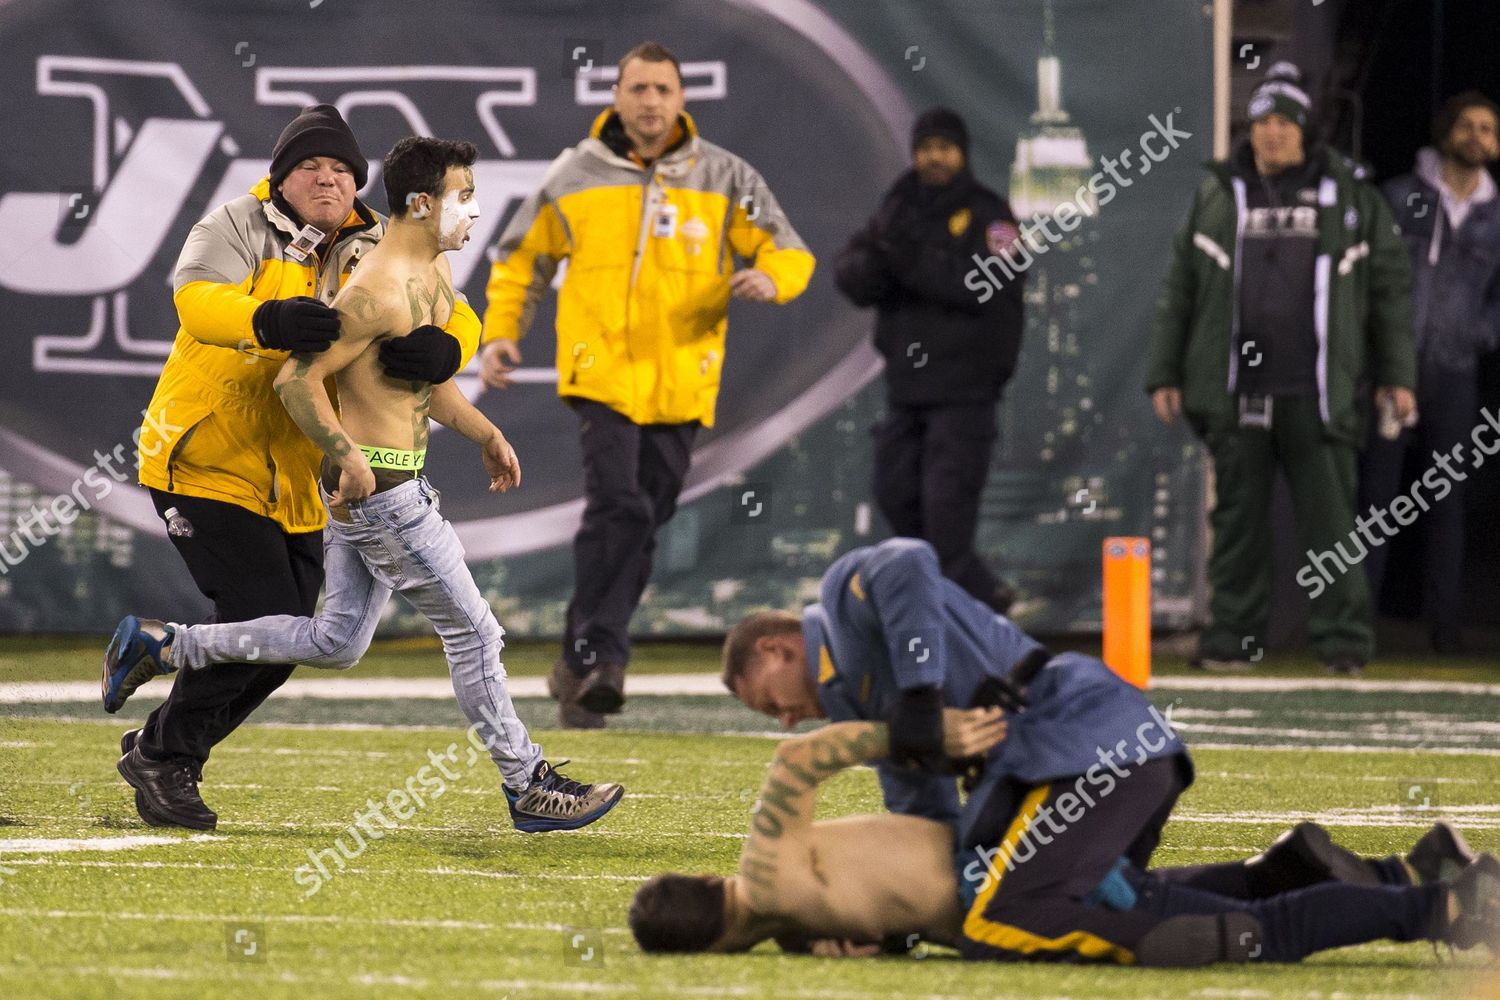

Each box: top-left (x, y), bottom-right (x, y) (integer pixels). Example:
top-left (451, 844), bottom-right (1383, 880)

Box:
top-left (480, 43), bottom-right (814, 728)
top-left (119, 105), bottom-right (481, 830)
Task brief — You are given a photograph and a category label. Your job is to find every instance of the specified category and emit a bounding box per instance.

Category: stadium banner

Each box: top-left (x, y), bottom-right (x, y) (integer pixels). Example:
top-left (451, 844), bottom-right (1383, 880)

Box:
top-left (0, 0), bottom-right (1212, 636)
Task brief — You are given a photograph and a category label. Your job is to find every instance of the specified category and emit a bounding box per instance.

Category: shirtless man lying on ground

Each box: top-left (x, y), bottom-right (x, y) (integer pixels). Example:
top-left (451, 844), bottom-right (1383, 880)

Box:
top-left (629, 711), bottom-right (1500, 965)
top-left (104, 137), bottom-right (622, 833)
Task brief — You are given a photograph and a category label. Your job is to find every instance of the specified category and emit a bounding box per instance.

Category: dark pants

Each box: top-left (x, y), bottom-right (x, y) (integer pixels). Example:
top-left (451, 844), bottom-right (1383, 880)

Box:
top-left (1163, 846), bottom-right (1410, 899)
top-left (1359, 364), bottom-right (1477, 648)
top-left (959, 757), bottom-right (1441, 964)
top-left (140, 489), bottom-right (323, 766)
top-left (958, 757), bottom-right (1188, 962)
top-left (872, 401), bottom-right (1001, 603)
top-left (1123, 866), bottom-right (1443, 963)
top-left (562, 399), bottom-right (697, 675)
top-left (1198, 396), bottom-right (1373, 663)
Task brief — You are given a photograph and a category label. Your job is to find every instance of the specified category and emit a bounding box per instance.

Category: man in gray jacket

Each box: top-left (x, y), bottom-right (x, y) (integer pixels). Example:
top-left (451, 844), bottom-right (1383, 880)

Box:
top-left (1365, 91), bottom-right (1500, 654)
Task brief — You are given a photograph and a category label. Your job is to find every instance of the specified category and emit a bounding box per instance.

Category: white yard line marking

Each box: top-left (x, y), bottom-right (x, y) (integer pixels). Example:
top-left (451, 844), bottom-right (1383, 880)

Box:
top-left (1182, 740), bottom-right (1500, 755)
top-left (5, 815), bottom-right (751, 837)
top-left (1151, 675), bottom-right (1500, 695)
top-left (0, 834), bottom-right (224, 853)
top-left (0, 963), bottom-right (1039, 1000)
top-left (1172, 810), bottom-right (1500, 830)
top-left (0, 907), bottom-right (511, 931)
top-left (6, 670), bottom-right (1499, 704)
top-left (0, 673), bottom-right (730, 703)
top-left (0, 859), bottom-right (655, 883)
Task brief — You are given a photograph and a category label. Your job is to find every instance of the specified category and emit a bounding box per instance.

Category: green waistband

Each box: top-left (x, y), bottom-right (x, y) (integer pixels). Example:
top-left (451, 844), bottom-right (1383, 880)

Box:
top-left (359, 445), bottom-right (426, 472)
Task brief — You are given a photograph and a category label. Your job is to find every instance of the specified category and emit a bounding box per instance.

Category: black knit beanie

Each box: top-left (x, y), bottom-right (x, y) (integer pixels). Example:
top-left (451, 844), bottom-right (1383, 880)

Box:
top-left (911, 106), bottom-right (969, 156)
top-left (269, 104), bottom-right (368, 189)
top-left (1247, 62), bottom-right (1312, 131)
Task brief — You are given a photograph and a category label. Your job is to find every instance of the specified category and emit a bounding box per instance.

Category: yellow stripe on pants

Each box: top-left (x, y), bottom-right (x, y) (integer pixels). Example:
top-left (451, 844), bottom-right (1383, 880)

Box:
top-left (962, 783), bottom-right (1137, 964)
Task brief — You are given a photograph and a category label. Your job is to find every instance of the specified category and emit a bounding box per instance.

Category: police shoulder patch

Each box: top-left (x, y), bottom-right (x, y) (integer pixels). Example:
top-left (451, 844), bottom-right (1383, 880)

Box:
top-left (948, 207), bottom-right (971, 237)
top-left (817, 646), bottom-right (838, 685)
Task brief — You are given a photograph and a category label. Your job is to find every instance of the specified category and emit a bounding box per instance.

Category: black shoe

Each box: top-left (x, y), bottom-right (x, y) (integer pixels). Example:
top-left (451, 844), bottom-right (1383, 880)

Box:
top-left (118, 729), bottom-right (169, 826)
top-left (1323, 657), bottom-right (1365, 677)
top-left (986, 580), bottom-right (1017, 616)
top-left (1246, 821), bottom-right (1380, 894)
top-left (547, 658), bottom-right (606, 729)
top-left (1409, 821), bottom-right (1477, 885)
top-left (117, 745), bottom-right (216, 831)
top-left (575, 662), bottom-right (626, 715)
top-left (1431, 631), bottom-right (1466, 656)
top-left (1442, 853), bottom-right (1500, 952)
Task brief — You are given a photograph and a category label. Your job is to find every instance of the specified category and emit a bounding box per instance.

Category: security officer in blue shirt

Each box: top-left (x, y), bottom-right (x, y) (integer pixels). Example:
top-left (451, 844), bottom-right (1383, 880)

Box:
top-left (721, 538), bottom-right (1435, 963)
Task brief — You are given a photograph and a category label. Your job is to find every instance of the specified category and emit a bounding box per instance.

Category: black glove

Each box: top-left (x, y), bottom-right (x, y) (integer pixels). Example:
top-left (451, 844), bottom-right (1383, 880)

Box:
top-left (378, 324), bottom-right (462, 384)
top-left (251, 296), bottom-right (341, 353)
top-left (887, 685), bottom-right (947, 772)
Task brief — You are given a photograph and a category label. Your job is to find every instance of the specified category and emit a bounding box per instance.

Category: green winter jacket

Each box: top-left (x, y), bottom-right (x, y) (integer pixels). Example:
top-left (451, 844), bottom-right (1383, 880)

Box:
top-left (1145, 150), bottom-right (1415, 444)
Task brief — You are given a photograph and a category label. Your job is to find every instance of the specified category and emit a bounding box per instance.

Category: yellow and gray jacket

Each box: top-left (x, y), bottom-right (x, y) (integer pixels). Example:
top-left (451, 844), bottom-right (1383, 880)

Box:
top-left (482, 110), bottom-right (815, 427)
top-left (137, 177), bottom-right (482, 532)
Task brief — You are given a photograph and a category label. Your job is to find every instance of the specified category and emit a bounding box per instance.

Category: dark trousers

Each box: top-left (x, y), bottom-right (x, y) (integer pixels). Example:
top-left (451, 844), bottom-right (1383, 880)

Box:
top-left (562, 399), bottom-right (697, 675)
top-left (872, 401), bottom-right (1001, 603)
top-left (1123, 866), bottom-right (1443, 963)
top-left (1163, 847), bottom-right (1410, 899)
top-left (1199, 396), bottom-right (1373, 663)
top-left (140, 489), bottom-right (323, 765)
top-left (1359, 364), bottom-right (1477, 648)
top-left (959, 758), bottom-right (1440, 964)
top-left (958, 757), bottom-right (1187, 962)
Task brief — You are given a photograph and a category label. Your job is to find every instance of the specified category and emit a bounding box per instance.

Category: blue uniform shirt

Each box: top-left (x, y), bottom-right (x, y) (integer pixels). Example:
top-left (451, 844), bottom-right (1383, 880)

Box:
top-left (801, 539), bottom-right (1190, 828)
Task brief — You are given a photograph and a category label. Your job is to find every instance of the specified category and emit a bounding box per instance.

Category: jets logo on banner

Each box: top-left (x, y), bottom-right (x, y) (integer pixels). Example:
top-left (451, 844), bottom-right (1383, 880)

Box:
top-left (0, 0), bottom-right (911, 559)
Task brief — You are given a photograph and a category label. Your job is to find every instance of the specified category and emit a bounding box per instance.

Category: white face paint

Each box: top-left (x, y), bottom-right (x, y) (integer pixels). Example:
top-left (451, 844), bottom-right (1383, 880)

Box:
top-left (438, 187), bottom-right (480, 250)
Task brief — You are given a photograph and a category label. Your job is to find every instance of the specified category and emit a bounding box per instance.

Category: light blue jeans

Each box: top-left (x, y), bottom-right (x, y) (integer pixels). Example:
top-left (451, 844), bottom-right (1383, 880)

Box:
top-left (170, 478), bottom-right (542, 789)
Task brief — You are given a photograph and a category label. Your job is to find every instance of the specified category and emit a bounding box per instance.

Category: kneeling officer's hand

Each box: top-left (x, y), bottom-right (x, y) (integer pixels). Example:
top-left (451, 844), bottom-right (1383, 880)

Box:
top-left (942, 706), bottom-right (1007, 759)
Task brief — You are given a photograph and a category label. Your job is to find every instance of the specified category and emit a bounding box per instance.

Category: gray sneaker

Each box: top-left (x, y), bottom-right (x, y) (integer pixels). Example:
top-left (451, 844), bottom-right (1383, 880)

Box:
top-left (505, 759), bottom-right (623, 833)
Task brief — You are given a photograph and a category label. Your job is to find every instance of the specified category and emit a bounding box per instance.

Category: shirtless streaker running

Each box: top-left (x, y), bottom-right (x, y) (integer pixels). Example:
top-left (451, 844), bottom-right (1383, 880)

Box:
top-left (629, 717), bottom-right (1500, 964)
top-left (102, 137), bottom-right (623, 833)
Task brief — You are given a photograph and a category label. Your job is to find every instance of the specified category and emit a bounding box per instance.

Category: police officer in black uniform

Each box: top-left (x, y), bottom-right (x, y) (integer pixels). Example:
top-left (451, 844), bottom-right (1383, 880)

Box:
top-left (835, 107), bottom-right (1025, 613)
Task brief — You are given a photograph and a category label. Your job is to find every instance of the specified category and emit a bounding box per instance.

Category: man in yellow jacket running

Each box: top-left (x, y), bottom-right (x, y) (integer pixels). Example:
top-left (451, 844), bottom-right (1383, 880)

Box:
top-left (118, 105), bottom-right (481, 830)
top-left (480, 42), bottom-right (815, 728)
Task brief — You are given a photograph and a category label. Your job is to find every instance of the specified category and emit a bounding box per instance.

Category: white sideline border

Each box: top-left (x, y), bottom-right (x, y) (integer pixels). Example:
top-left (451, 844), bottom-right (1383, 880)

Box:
top-left (4, 672), bottom-right (1500, 704)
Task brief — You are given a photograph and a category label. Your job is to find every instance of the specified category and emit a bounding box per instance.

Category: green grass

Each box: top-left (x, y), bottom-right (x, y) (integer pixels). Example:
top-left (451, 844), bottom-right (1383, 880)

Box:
top-left (2, 673), bottom-right (1500, 998)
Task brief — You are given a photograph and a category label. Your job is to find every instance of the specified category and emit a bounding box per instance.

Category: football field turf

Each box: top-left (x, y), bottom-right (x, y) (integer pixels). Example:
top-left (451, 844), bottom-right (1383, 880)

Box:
top-left (2, 640), bottom-right (1498, 999)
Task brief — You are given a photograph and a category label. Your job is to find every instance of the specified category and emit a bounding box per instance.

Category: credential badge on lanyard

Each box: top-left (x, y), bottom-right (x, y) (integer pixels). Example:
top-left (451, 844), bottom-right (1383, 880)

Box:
top-left (285, 224), bottom-right (326, 262)
top-left (653, 202), bottom-right (678, 240)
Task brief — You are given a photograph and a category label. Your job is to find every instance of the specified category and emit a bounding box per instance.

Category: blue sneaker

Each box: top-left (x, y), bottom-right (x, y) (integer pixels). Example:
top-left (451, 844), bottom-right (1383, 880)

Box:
top-left (504, 759), bottom-right (623, 833)
top-left (103, 616), bottom-right (176, 714)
